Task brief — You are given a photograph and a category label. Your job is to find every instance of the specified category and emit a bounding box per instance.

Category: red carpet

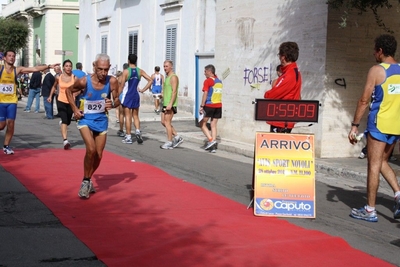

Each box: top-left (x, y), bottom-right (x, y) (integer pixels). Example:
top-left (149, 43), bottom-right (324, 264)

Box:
top-left (0, 149), bottom-right (393, 267)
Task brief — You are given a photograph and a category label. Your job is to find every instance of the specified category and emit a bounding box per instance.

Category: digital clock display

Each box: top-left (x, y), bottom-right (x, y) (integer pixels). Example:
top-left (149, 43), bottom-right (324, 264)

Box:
top-left (255, 99), bottom-right (319, 122)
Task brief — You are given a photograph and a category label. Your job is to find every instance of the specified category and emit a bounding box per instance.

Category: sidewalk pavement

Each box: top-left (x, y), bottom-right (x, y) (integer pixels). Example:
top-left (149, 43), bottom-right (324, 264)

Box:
top-left (19, 96), bottom-right (400, 190)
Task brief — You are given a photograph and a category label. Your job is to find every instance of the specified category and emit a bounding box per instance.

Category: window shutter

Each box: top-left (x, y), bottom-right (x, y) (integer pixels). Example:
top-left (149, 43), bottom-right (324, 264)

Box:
top-left (128, 31), bottom-right (138, 55)
top-left (101, 35), bottom-right (108, 54)
top-left (166, 25), bottom-right (177, 65)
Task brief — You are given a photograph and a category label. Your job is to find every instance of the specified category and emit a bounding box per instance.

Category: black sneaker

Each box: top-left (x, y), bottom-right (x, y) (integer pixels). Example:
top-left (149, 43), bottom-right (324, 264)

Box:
top-left (136, 132), bottom-right (143, 144)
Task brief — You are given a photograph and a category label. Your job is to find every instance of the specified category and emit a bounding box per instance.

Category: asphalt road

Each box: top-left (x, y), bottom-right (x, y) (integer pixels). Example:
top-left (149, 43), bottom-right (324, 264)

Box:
top-left (1, 104), bottom-right (400, 266)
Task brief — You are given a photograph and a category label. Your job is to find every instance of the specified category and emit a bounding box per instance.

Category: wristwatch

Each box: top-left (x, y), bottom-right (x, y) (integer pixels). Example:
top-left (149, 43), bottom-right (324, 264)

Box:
top-left (351, 122), bottom-right (360, 127)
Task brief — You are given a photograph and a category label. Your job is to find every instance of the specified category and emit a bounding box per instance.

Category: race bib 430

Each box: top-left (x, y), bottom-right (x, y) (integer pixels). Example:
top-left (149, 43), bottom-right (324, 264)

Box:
top-left (0, 84), bottom-right (15, 95)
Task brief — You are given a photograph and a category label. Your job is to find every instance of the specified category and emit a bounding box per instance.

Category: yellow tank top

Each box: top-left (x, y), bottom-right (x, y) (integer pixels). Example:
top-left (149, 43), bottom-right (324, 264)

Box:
top-left (0, 65), bottom-right (17, 104)
top-left (57, 74), bottom-right (75, 103)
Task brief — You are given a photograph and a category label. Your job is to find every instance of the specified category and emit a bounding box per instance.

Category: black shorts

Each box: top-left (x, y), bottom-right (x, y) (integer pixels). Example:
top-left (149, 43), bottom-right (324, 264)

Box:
top-left (57, 100), bottom-right (73, 125)
top-left (162, 106), bottom-right (177, 114)
top-left (203, 106), bottom-right (222, 119)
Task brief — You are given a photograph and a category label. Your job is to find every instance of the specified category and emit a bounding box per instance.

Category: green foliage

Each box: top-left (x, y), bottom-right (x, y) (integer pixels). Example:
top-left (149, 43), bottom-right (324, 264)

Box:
top-left (327, 0), bottom-right (400, 33)
top-left (0, 17), bottom-right (29, 52)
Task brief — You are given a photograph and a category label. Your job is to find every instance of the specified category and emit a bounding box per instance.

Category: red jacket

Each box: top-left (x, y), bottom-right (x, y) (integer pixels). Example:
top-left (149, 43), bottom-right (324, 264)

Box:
top-left (264, 62), bottom-right (302, 129)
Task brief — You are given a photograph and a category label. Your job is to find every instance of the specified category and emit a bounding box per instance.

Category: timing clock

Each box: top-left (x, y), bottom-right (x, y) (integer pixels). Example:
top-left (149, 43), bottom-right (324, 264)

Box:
top-left (255, 99), bottom-right (320, 122)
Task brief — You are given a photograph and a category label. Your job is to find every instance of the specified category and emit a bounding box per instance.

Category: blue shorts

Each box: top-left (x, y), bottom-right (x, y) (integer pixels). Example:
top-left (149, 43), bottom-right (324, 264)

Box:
top-left (77, 115), bottom-right (108, 134)
top-left (152, 87), bottom-right (162, 94)
top-left (0, 103), bottom-right (17, 121)
top-left (366, 130), bottom-right (400, 145)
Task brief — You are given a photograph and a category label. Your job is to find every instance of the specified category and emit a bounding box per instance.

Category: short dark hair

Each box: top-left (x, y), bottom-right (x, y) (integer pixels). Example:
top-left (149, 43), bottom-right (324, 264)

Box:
top-left (205, 64), bottom-right (215, 75)
top-left (375, 34), bottom-right (397, 58)
top-left (123, 63), bottom-right (129, 70)
top-left (155, 66), bottom-right (160, 72)
top-left (276, 64), bottom-right (282, 72)
top-left (76, 62), bottom-right (82, 69)
top-left (279, 42), bottom-right (299, 62)
top-left (128, 54), bottom-right (137, 65)
top-left (5, 50), bottom-right (16, 57)
top-left (63, 59), bottom-right (73, 67)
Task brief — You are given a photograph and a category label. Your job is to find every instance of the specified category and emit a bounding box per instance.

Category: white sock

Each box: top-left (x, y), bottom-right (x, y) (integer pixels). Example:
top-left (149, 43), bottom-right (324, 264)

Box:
top-left (394, 191), bottom-right (400, 200)
top-left (365, 205), bottom-right (375, 212)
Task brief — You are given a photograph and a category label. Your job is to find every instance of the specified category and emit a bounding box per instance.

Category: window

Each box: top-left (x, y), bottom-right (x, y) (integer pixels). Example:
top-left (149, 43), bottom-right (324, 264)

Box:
top-left (128, 31), bottom-right (138, 55)
top-left (166, 25), bottom-right (177, 65)
top-left (101, 35), bottom-right (108, 54)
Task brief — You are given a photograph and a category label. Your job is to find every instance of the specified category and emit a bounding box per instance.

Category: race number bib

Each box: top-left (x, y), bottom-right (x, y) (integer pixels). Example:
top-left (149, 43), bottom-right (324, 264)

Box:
top-left (83, 99), bottom-right (106, 114)
top-left (0, 84), bottom-right (15, 95)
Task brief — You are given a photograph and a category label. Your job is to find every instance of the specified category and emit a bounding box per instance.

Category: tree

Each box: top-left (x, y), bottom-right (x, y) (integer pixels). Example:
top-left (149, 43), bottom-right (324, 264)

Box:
top-left (327, 0), bottom-right (400, 33)
top-left (0, 17), bottom-right (29, 53)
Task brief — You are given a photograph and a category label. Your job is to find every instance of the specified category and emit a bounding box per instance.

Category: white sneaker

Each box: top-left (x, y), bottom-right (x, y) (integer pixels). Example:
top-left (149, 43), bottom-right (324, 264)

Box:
top-left (122, 136), bottom-right (133, 144)
top-left (3, 147), bottom-right (14, 155)
top-left (358, 152), bottom-right (365, 159)
top-left (160, 141), bottom-right (173, 149)
top-left (63, 140), bottom-right (71, 150)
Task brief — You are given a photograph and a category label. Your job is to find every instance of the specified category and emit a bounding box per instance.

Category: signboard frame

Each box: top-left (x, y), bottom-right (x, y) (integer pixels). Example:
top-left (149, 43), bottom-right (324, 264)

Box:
top-left (253, 132), bottom-right (316, 218)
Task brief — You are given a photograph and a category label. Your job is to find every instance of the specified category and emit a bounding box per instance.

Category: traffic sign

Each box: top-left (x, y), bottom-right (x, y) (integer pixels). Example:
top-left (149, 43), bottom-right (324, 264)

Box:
top-left (54, 50), bottom-right (73, 56)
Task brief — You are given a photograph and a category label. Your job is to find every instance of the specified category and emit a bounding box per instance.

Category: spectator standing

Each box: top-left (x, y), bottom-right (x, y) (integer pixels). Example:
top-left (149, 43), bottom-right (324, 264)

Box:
top-left (271, 64), bottom-right (282, 87)
top-left (348, 34), bottom-right (400, 222)
top-left (264, 42), bottom-right (302, 133)
top-left (158, 60), bottom-right (184, 149)
top-left (116, 63), bottom-right (129, 137)
top-left (150, 66), bottom-right (164, 114)
top-left (24, 67), bottom-right (43, 113)
top-left (41, 67), bottom-right (56, 119)
top-left (199, 64), bottom-right (222, 153)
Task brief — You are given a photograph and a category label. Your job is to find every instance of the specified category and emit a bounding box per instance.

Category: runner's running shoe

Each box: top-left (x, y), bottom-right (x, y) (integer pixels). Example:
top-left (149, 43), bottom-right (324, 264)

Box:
top-left (172, 136), bottom-right (184, 148)
top-left (63, 140), bottom-right (71, 150)
top-left (205, 140), bottom-right (217, 150)
top-left (350, 206), bottom-right (378, 222)
top-left (3, 146), bottom-right (14, 155)
top-left (78, 180), bottom-right (93, 199)
top-left (160, 141), bottom-right (173, 149)
top-left (136, 131), bottom-right (143, 144)
top-left (393, 196), bottom-right (400, 219)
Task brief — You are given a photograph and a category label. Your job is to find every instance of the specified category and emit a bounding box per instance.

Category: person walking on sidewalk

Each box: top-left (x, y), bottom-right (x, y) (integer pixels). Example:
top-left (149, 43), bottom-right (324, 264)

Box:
top-left (48, 59), bottom-right (76, 150)
top-left (348, 34), bottom-right (400, 222)
top-left (116, 63), bottom-right (129, 137)
top-left (119, 54), bottom-right (152, 145)
top-left (159, 60), bottom-right (183, 149)
top-left (199, 64), bottom-right (222, 153)
top-left (0, 50), bottom-right (59, 155)
top-left (66, 53), bottom-right (120, 199)
top-left (24, 68), bottom-right (43, 113)
top-left (150, 66), bottom-right (164, 114)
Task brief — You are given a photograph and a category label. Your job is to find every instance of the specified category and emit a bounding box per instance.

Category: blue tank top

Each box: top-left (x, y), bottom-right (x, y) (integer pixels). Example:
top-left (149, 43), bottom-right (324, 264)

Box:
top-left (78, 75), bottom-right (110, 125)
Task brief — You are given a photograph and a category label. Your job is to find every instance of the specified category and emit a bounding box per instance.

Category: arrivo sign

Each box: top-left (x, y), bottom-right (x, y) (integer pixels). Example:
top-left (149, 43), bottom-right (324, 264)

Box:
top-left (254, 99), bottom-right (319, 123)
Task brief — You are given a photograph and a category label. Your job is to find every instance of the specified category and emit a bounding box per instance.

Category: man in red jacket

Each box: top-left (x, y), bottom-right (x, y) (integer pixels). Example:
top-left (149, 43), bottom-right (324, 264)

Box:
top-left (264, 42), bottom-right (302, 133)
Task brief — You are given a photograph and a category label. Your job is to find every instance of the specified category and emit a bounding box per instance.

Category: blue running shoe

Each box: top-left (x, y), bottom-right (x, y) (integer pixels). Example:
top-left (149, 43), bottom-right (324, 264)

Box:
top-left (350, 206), bottom-right (378, 222)
top-left (393, 197), bottom-right (400, 219)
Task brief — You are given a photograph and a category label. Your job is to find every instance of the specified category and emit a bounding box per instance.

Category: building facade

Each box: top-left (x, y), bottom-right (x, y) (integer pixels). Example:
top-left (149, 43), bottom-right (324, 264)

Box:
top-left (215, 0), bottom-right (400, 158)
top-left (78, 0), bottom-right (215, 114)
top-left (2, 0), bottom-right (80, 67)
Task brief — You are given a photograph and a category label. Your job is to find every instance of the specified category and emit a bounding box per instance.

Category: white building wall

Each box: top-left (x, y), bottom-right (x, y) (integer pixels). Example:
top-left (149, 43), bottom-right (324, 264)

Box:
top-left (215, 0), bottom-right (328, 156)
top-left (78, 0), bottom-right (215, 113)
